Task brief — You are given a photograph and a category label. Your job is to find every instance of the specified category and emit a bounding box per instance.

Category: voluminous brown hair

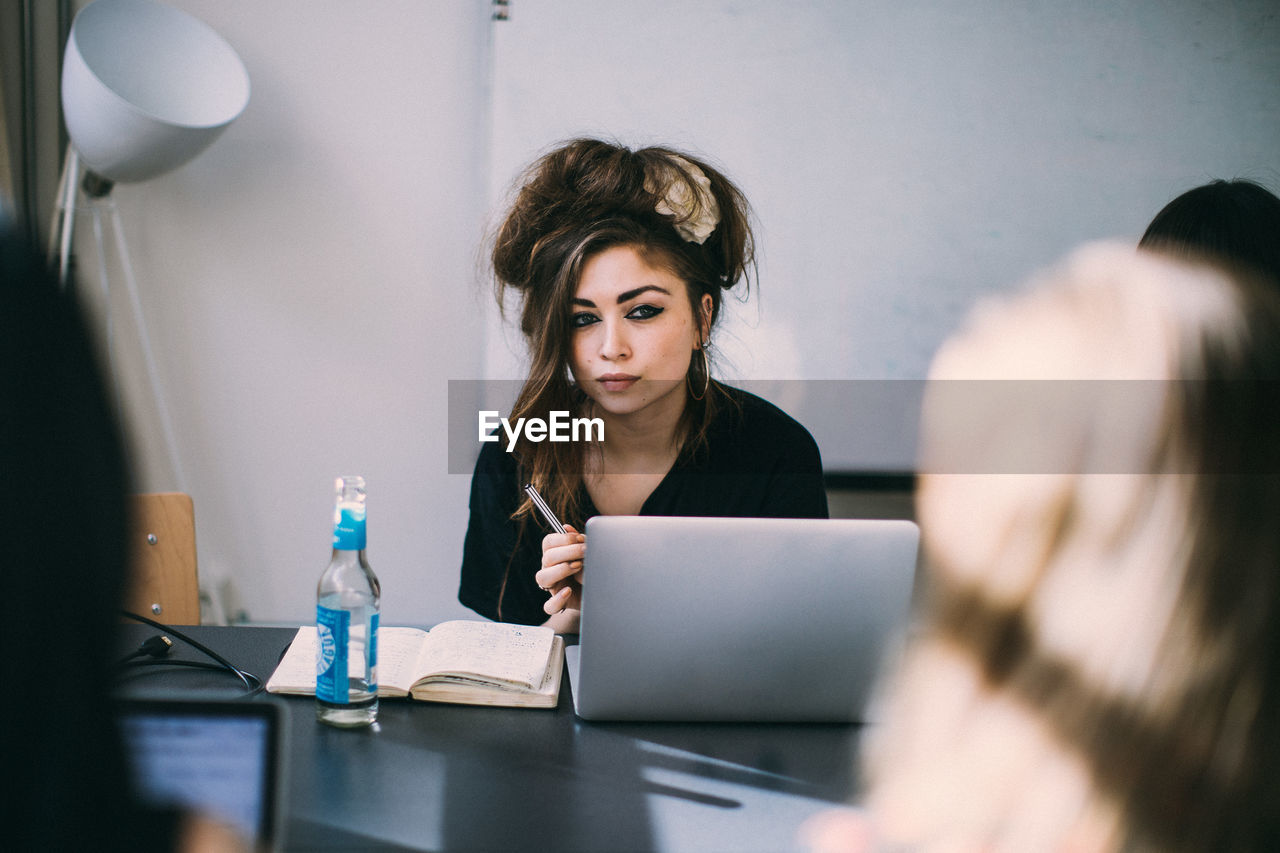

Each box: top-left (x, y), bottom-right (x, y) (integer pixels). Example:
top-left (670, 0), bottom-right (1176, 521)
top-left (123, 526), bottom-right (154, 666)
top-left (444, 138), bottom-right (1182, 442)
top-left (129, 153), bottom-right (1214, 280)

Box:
top-left (490, 138), bottom-right (756, 526)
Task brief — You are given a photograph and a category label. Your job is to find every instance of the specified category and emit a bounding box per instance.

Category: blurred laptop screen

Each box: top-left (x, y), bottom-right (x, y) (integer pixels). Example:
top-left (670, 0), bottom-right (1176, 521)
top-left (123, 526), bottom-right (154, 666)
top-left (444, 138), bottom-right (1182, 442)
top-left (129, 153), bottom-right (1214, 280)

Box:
top-left (119, 698), bottom-right (282, 849)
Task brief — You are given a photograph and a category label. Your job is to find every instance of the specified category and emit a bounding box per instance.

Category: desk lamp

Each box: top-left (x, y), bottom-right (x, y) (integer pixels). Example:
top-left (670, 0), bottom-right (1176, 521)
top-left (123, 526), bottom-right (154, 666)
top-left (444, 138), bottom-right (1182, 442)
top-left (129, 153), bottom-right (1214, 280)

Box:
top-left (48, 0), bottom-right (249, 491)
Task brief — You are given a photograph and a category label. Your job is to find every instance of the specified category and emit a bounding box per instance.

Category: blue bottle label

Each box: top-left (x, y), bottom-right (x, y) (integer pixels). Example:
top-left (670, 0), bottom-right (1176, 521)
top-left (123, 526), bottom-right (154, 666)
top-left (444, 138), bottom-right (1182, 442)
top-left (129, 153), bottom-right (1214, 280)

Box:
top-left (316, 604), bottom-right (349, 704)
top-left (332, 505), bottom-right (367, 550)
top-left (369, 612), bottom-right (379, 692)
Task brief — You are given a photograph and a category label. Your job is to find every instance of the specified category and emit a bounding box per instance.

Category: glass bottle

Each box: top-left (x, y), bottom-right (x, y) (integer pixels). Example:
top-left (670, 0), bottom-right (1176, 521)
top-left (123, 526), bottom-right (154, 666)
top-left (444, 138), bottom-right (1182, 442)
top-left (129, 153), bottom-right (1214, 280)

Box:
top-left (316, 475), bottom-right (380, 727)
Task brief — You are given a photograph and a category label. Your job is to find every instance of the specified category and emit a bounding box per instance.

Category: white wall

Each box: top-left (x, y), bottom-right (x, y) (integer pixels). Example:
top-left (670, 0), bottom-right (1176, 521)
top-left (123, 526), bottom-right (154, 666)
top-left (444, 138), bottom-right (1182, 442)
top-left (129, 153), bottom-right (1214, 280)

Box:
top-left (68, 1), bottom-right (1279, 624)
top-left (486, 0), bottom-right (1280, 471)
top-left (81, 0), bottom-right (493, 626)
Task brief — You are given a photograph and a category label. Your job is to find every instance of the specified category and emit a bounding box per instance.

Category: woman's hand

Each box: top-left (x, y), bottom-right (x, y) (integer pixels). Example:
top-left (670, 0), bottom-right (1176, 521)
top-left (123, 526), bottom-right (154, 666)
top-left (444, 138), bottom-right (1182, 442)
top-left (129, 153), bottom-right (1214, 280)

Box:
top-left (538, 524), bottom-right (585, 624)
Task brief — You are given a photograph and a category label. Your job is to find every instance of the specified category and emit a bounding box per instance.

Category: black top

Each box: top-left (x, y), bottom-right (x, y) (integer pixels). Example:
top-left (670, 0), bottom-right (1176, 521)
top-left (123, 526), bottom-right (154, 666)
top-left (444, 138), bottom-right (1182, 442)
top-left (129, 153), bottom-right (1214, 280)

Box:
top-left (458, 386), bottom-right (829, 625)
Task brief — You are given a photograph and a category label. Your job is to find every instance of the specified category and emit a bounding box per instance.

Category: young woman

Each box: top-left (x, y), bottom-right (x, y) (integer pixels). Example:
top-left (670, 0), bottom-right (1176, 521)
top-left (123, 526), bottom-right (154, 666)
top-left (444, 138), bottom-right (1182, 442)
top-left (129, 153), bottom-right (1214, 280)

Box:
top-left (804, 244), bottom-right (1280, 852)
top-left (459, 138), bottom-right (828, 631)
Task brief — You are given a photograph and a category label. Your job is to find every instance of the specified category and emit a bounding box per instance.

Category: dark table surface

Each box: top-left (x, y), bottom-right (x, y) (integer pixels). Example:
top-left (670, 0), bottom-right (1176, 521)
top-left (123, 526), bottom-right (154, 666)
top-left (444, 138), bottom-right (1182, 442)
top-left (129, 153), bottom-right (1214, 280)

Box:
top-left (118, 624), bottom-right (866, 852)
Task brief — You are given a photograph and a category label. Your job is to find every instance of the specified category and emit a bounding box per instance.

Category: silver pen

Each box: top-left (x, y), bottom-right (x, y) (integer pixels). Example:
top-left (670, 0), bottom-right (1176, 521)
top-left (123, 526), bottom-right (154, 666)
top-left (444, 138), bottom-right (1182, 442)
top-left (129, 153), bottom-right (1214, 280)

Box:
top-left (523, 483), bottom-right (567, 535)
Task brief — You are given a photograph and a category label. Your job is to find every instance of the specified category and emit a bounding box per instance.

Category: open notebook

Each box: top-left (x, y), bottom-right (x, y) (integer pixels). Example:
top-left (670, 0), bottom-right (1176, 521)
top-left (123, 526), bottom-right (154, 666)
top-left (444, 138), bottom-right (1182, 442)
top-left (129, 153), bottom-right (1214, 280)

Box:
top-left (119, 697), bottom-right (287, 851)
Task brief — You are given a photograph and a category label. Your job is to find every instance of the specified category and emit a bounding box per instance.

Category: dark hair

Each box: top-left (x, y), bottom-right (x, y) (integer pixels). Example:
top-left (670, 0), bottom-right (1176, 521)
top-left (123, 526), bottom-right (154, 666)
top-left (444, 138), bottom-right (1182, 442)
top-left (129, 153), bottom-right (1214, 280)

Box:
top-left (1165, 262), bottom-right (1280, 850)
top-left (1139, 179), bottom-right (1280, 288)
top-left (490, 138), bottom-right (755, 526)
top-left (0, 229), bottom-right (158, 849)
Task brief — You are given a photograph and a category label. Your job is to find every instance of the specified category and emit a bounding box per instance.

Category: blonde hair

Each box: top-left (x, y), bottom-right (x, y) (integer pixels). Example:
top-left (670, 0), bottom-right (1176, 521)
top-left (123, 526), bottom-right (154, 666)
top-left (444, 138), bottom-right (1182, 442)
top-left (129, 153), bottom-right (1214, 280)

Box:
top-left (863, 244), bottom-right (1280, 852)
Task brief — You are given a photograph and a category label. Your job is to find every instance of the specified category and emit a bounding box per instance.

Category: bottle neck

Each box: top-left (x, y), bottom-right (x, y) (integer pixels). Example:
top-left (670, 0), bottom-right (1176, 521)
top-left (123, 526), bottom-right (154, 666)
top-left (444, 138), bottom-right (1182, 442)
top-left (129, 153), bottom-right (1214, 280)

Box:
top-left (332, 507), bottom-right (367, 551)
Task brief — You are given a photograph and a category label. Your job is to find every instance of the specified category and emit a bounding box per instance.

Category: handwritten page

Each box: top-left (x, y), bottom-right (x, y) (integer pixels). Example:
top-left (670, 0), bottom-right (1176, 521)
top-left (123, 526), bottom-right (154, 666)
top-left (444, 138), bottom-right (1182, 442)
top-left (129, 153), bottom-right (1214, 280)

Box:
top-left (264, 626), bottom-right (431, 695)
top-left (263, 627), bottom-right (317, 694)
top-left (417, 621), bottom-right (554, 689)
top-left (375, 626), bottom-right (431, 692)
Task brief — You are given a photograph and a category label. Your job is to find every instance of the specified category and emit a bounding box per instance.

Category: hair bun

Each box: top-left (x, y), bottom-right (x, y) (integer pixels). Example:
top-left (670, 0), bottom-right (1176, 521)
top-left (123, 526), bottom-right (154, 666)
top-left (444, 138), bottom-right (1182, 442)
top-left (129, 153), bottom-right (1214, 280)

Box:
top-left (492, 138), bottom-right (753, 295)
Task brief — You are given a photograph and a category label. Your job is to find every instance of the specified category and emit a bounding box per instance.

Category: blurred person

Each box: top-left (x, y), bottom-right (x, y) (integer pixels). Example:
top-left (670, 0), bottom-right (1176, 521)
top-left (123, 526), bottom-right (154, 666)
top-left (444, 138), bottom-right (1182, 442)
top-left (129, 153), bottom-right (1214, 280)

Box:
top-left (805, 243), bottom-right (1280, 852)
top-left (0, 229), bottom-right (246, 852)
top-left (1139, 178), bottom-right (1280, 287)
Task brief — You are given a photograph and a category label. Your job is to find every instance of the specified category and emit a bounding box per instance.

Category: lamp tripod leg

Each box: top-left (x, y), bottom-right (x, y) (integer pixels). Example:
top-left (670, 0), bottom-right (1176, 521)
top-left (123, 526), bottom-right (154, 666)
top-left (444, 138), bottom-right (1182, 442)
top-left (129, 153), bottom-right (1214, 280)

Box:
top-left (48, 147), bottom-right (81, 289)
top-left (108, 204), bottom-right (189, 495)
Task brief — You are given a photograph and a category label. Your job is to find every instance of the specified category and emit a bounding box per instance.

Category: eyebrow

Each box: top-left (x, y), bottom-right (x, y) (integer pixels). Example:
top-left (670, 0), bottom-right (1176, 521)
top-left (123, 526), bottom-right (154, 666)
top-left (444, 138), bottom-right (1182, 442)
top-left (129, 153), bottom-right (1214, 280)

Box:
top-left (571, 285), bottom-right (672, 307)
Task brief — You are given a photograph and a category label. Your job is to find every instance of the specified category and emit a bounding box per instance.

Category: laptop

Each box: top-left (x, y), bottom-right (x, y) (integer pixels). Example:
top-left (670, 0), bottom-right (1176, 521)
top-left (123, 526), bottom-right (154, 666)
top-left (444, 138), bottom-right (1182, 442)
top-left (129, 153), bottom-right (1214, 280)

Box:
top-left (119, 697), bottom-right (287, 851)
top-left (566, 516), bottom-right (919, 722)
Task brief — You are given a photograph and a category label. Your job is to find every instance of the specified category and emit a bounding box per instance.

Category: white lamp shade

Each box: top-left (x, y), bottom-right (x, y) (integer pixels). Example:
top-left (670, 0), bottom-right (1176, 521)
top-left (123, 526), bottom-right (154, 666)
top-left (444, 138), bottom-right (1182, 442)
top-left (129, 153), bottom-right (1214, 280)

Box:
top-left (61, 0), bottom-right (250, 183)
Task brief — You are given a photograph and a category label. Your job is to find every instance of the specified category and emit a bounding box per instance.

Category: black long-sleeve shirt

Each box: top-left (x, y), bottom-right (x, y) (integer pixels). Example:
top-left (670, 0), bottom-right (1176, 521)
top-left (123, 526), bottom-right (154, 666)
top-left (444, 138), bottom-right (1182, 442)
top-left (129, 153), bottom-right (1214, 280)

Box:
top-left (459, 386), bottom-right (829, 625)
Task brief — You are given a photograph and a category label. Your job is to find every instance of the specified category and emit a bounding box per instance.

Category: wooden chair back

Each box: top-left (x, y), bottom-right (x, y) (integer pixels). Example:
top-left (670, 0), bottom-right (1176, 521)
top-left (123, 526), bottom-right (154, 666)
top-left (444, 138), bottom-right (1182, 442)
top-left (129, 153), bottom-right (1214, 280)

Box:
top-left (126, 492), bottom-right (200, 625)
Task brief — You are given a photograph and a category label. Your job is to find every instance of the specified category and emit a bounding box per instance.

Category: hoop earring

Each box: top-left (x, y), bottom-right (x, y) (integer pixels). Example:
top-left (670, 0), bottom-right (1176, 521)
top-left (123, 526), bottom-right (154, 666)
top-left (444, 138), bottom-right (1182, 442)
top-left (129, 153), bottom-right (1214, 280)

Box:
top-left (688, 344), bottom-right (710, 402)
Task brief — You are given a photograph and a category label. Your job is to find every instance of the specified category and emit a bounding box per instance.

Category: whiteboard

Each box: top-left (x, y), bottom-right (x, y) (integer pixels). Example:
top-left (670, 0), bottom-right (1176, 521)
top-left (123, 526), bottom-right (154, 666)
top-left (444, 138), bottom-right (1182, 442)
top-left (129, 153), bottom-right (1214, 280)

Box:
top-left (484, 0), bottom-right (1280, 471)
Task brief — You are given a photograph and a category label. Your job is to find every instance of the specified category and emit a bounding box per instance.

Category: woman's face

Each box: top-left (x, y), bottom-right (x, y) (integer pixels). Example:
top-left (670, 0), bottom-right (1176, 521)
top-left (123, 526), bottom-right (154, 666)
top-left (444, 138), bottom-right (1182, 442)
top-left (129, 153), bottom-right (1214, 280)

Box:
top-left (568, 245), bottom-right (711, 419)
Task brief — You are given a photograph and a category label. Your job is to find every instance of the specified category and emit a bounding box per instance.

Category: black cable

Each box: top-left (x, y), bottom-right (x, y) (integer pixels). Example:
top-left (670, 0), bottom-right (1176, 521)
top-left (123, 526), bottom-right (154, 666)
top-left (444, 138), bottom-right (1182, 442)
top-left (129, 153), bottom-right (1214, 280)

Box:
top-left (124, 658), bottom-right (264, 695)
top-left (117, 634), bottom-right (173, 665)
top-left (120, 611), bottom-right (264, 697)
